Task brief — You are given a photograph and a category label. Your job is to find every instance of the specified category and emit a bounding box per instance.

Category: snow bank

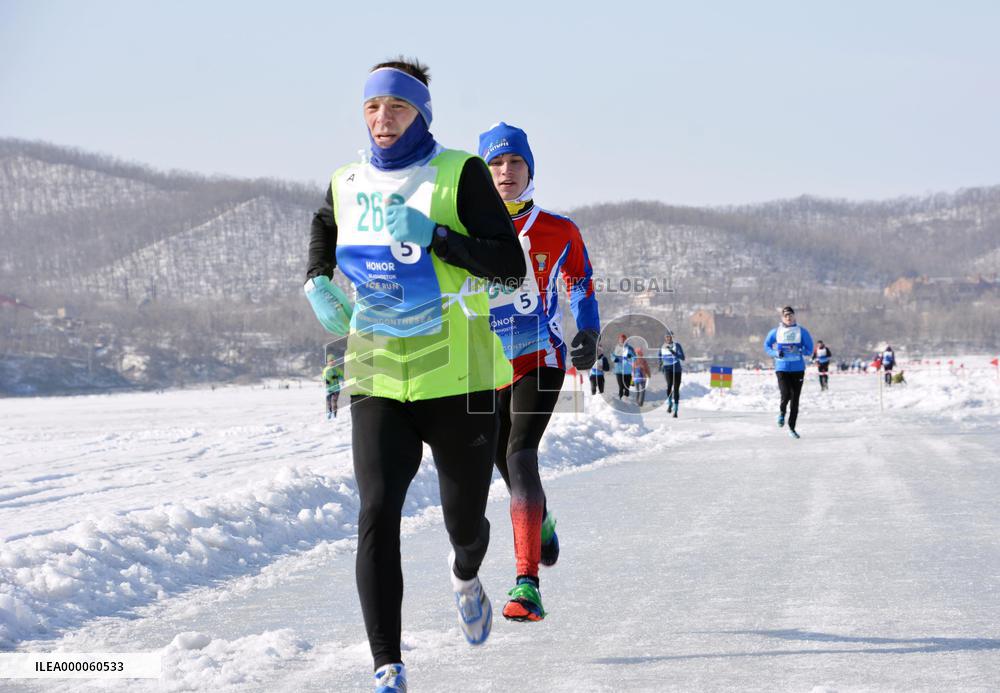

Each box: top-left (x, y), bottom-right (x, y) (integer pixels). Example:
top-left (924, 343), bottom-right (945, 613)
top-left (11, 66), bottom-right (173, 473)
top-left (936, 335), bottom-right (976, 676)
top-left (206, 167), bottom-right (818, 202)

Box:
top-left (0, 385), bottom-right (684, 648)
top-left (158, 629), bottom-right (311, 691)
top-left (685, 365), bottom-right (1000, 420)
top-left (0, 468), bottom-right (358, 648)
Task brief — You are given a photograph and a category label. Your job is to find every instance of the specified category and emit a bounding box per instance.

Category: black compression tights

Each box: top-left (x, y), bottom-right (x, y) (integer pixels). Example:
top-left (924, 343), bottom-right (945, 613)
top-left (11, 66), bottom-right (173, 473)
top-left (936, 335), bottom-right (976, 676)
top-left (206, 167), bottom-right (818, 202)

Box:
top-left (776, 370), bottom-right (805, 430)
top-left (351, 391), bottom-right (497, 669)
top-left (616, 373), bottom-right (632, 398)
top-left (664, 369), bottom-right (682, 402)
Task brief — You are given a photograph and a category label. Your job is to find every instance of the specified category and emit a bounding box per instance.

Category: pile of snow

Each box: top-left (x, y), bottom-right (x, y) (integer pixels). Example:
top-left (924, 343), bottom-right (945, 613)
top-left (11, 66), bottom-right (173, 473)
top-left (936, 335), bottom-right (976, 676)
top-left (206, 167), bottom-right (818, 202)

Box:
top-left (0, 383), bottom-right (688, 649)
top-left (685, 364), bottom-right (1000, 420)
top-left (159, 629), bottom-right (310, 691)
top-left (0, 468), bottom-right (358, 648)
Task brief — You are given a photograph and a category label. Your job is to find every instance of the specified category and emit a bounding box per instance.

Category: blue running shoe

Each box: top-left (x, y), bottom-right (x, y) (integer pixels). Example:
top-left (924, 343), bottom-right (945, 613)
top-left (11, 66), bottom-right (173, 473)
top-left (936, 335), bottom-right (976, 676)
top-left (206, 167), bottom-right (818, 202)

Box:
top-left (540, 512), bottom-right (559, 567)
top-left (777, 413), bottom-right (785, 428)
top-left (449, 552), bottom-right (492, 645)
top-left (374, 663), bottom-right (407, 692)
top-left (789, 429), bottom-right (800, 439)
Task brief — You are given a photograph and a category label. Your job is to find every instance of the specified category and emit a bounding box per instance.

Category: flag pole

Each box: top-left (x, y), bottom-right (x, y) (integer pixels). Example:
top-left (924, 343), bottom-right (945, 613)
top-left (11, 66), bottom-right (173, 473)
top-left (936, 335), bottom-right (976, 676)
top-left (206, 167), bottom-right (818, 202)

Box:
top-left (879, 362), bottom-right (884, 413)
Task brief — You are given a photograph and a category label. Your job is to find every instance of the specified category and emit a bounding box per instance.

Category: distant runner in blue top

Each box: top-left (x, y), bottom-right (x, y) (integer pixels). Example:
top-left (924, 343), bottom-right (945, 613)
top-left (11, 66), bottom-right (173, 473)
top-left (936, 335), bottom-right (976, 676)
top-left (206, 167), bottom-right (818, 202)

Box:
top-left (763, 306), bottom-right (814, 438)
top-left (611, 333), bottom-right (636, 399)
top-left (659, 331), bottom-right (685, 417)
top-left (881, 345), bottom-right (896, 386)
top-left (589, 348), bottom-right (610, 395)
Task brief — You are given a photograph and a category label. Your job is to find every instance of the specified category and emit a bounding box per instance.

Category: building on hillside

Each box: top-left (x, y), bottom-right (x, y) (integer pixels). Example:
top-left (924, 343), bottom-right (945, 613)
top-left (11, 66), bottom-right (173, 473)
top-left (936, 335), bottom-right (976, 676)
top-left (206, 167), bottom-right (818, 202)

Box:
top-left (691, 307), bottom-right (774, 340)
top-left (690, 309), bottom-right (716, 338)
top-left (884, 275), bottom-right (999, 303)
top-left (884, 276), bottom-right (917, 301)
top-left (632, 288), bottom-right (658, 308)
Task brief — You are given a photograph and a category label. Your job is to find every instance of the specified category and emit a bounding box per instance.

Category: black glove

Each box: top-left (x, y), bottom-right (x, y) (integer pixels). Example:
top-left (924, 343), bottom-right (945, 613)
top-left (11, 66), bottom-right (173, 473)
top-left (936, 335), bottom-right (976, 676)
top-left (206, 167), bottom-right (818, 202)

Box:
top-left (570, 329), bottom-right (599, 370)
top-left (777, 348), bottom-right (785, 358)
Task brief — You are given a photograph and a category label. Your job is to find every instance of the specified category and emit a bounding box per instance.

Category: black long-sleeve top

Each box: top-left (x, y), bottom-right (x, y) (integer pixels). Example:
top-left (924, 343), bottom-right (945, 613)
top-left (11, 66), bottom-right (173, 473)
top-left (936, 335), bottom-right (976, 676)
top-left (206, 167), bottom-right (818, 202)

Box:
top-left (306, 157), bottom-right (525, 284)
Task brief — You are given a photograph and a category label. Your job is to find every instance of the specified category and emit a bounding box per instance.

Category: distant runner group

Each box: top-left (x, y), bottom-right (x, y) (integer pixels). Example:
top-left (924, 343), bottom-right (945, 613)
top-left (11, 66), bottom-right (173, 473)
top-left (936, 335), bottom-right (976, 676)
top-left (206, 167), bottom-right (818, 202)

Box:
top-left (588, 331), bottom-right (687, 415)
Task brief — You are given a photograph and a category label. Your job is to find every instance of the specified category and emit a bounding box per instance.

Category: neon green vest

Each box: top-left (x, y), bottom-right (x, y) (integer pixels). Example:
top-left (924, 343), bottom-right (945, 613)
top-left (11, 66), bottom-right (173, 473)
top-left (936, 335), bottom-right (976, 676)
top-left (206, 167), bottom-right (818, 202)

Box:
top-left (322, 365), bottom-right (342, 393)
top-left (331, 149), bottom-right (512, 401)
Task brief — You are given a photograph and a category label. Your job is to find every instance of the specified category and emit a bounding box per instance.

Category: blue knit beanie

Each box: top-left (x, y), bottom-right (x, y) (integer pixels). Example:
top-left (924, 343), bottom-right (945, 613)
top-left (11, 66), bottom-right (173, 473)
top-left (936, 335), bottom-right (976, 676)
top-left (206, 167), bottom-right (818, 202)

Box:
top-left (478, 122), bottom-right (534, 179)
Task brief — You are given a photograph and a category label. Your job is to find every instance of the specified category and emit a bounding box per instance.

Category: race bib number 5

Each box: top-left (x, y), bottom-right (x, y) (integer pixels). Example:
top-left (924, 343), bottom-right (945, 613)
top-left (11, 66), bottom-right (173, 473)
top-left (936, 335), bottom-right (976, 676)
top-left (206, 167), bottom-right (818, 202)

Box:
top-left (489, 280), bottom-right (539, 315)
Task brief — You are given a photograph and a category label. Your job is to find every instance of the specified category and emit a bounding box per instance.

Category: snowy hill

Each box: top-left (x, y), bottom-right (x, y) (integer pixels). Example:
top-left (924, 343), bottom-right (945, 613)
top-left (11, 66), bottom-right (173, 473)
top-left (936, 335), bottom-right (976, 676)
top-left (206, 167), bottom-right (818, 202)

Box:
top-left (1, 138), bottom-right (998, 394)
top-left (5, 138), bottom-right (998, 303)
top-left (77, 196), bottom-right (311, 302)
top-left (0, 153), bottom-right (169, 223)
top-left (0, 139), bottom-right (316, 292)
top-left (573, 191), bottom-right (1000, 313)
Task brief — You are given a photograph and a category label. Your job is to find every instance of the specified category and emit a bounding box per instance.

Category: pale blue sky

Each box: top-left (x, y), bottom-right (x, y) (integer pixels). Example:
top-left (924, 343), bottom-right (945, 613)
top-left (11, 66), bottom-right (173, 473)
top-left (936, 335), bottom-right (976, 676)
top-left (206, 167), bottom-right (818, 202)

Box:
top-left (2, 0), bottom-right (998, 208)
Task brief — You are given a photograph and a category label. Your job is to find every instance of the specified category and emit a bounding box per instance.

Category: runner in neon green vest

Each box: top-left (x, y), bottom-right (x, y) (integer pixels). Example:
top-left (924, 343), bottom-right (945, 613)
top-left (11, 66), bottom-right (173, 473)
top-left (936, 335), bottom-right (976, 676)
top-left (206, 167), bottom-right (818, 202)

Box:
top-left (304, 57), bottom-right (525, 692)
top-left (322, 356), bottom-right (343, 419)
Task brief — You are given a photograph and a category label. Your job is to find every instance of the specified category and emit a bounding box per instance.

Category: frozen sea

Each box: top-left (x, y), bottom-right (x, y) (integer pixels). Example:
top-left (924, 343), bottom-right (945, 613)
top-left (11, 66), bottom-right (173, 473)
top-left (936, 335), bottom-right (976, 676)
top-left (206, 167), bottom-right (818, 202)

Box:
top-left (1, 359), bottom-right (998, 691)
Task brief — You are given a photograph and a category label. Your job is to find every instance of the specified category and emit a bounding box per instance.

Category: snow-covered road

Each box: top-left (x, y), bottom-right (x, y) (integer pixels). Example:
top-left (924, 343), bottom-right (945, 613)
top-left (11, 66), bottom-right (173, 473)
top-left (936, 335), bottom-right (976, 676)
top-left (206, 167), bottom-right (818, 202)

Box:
top-left (2, 364), bottom-right (999, 691)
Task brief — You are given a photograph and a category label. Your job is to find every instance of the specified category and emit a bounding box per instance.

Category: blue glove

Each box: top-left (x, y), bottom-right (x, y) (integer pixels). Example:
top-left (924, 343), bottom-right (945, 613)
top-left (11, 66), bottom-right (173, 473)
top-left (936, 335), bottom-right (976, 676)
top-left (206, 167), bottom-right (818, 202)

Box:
top-left (304, 275), bottom-right (353, 336)
top-left (385, 202), bottom-right (436, 247)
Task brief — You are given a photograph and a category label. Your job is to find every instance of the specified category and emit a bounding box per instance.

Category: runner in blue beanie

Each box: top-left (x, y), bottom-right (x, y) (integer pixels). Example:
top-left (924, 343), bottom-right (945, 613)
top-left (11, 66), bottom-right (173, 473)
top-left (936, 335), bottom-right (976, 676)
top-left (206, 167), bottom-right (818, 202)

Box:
top-left (479, 122), bottom-right (535, 180)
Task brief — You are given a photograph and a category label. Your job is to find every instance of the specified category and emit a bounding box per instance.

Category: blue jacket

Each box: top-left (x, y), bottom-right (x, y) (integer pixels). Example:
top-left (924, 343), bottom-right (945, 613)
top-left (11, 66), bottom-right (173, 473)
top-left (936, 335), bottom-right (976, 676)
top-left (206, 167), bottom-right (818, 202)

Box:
top-left (764, 323), bottom-right (814, 372)
top-left (612, 344), bottom-right (635, 375)
top-left (590, 354), bottom-right (610, 377)
top-left (659, 342), bottom-right (685, 372)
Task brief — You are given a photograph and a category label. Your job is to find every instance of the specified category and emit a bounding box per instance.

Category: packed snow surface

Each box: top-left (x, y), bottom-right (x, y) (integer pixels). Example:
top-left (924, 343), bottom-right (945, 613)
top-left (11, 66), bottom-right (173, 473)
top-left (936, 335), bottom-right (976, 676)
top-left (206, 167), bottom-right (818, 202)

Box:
top-left (1, 359), bottom-right (998, 691)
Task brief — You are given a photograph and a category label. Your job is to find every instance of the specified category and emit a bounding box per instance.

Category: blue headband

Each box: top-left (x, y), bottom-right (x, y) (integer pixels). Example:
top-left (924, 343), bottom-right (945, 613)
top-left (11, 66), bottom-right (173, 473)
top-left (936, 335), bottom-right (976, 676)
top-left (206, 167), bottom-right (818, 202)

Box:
top-left (363, 68), bottom-right (433, 126)
top-left (478, 122), bottom-right (534, 179)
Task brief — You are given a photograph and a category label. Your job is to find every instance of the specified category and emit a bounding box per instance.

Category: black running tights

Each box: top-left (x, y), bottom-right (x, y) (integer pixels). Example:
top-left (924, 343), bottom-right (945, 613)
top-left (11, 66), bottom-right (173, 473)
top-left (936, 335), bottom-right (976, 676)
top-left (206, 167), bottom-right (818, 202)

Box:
top-left (351, 391), bottom-right (497, 669)
top-left (776, 370), bottom-right (805, 430)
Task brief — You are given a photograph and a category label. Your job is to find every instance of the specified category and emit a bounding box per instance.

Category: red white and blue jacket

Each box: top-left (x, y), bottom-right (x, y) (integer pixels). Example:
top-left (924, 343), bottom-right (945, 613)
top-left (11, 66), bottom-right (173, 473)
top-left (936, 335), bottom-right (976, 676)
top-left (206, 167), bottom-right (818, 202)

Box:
top-left (488, 203), bottom-right (600, 383)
